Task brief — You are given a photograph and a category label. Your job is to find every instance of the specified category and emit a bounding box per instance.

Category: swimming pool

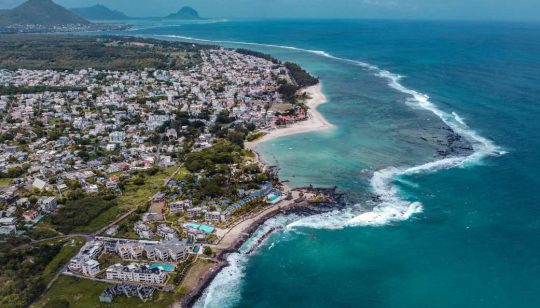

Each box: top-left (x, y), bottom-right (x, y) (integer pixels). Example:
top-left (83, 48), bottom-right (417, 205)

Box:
top-left (267, 193), bottom-right (282, 204)
top-left (184, 222), bottom-right (215, 233)
top-left (149, 263), bottom-right (175, 272)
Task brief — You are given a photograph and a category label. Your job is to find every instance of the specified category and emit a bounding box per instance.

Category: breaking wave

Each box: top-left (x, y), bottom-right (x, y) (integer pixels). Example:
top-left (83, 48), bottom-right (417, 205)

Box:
top-left (194, 216), bottom-right (298, 308)
top-left (163, 34), bottom-right (505, 228)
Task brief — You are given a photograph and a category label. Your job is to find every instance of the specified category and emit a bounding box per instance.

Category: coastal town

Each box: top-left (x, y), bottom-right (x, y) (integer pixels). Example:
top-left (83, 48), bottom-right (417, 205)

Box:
top-left (0, 36), bottom-right (336, 307)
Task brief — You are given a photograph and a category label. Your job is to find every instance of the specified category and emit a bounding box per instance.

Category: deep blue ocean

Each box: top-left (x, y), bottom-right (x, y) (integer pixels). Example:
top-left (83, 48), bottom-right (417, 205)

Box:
top-left (114, 19), bottom-right (540, 307)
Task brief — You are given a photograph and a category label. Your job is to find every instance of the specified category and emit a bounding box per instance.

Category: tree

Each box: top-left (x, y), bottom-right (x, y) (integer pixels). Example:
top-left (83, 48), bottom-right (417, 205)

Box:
top-left (203, 246), bottom-right (213, 256)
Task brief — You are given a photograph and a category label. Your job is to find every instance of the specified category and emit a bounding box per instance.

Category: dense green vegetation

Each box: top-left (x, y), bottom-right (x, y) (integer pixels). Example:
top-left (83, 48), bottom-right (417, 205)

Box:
top-left (184, 140), bottom-right (243, 173)
top-left (278, 82), bottom-right (301, 103)
top-left (235, 48), bottom-right (279, 63)
top-left (0, 238), bottom-right (83, 308)
top-left (49, 196), bottom-right (117, 234)
top-left (0, 35), bottom-right (212, 71)
top-left (284, 62), bottom-right (319, 87)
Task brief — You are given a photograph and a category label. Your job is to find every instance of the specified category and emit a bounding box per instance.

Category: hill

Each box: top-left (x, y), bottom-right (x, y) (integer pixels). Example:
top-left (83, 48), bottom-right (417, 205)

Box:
top-left (71, 4), bottom-right (129, 20)
top-left (0, 0), bottom-right (90, 26)
top-left (165, 6), bottom-right (202, 20)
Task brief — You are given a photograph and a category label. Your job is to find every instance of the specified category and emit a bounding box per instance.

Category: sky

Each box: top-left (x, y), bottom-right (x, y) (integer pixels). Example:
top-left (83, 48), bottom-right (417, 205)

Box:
top-left (1, 0), bottom-right (540, 21)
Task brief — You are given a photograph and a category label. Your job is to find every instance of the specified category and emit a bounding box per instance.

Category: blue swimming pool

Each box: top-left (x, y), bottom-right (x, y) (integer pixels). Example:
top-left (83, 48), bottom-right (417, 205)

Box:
top-left (185, 223), bottom-right (215, 233)
top-left (149, 263), bottom-right (175, 271)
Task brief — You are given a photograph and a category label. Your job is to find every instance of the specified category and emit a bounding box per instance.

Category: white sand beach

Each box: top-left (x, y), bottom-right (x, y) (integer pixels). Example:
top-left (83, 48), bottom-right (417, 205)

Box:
top-left (245, 83), bottom-right (334, 148)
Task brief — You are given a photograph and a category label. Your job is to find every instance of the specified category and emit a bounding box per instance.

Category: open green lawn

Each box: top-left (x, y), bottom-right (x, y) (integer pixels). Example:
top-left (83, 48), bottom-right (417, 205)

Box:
top-left (33, 276), bottom-right (176, 308)
top-left (34, 250), bottom-right (215, 307)
top-left (0, 177), bottom-right (12, 185)
top-left (118, 166), bottom-right (178, 209)
top-left (75, 205), bottom-right (125, 233)
top-left (174, 166), bottom-right (191, 181)
top-left (41, 237), bottom-right (86, 282)
top-left (26, 224), bottom-right (63, 240)
top-left (175, 258), bottom-right (215, 297)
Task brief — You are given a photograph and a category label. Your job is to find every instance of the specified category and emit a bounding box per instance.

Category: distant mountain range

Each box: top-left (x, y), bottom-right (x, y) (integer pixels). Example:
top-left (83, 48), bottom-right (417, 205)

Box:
top-left (164, 6), bottom-right (202, 20)
top-left (0, 0), bottom-right (90, 26)
top-left (0, 1), bottom-right (203, 28)
top-left (69, 5), bottom-right (203, 21)
top-left (71, 4), bottom-right (128, 20)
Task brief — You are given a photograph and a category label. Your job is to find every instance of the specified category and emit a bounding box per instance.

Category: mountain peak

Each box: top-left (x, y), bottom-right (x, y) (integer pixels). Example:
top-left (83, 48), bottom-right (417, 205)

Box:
top-left (165, 6), bottom-right (202, 20)
top-left (71, 4), bottom-right (129, 20)
top-left (0, 0), bottom-right (90, 26)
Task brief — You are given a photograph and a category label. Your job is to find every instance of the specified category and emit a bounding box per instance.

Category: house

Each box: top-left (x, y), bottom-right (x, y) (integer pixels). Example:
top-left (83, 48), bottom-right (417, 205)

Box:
top-left (156, 224), bottom-right (178, 240)
top-left (142, 212), bottom-right (160, 222)
top-left (80, 241), bottom-right (104, 260)
top-left (38, 196), bottom-right (57, 212)
top-left (0, 217), bottom-right (16, 225)
top-left (82, 259), bottom-right (101, 277)
top-left (169, 200), bottom-right (191, 213)
top-left (0, 225), bottom-right (16, 235)
top-left (32, 178), bottom-right (47, 190)
top-left (106, 263), bottom-right (167, 284)
top-left (165, 129), bottom-right (177, 139)
top-left (100, 284), bottom-right (157, 303)
top-left (68, 257), bottom-right (83, 273)
top-left (109, 131), bottom-right (125, 143)
top-left (22, 210), bottom-right (39, 223)
top-left (134, 221), bottom-right (154, 239)
top-left (186, 207), bottom-right (202, 218)
top-left (118, 243), bottom-right (146, 260)
top-left (16, 198), bottom-right (31, 208)
top-left (106, 144), bottom-right (117, 151)
top-left (106, 181), bottom-right (118, 190)
top-left (205, 211), bottom-right (222, 222)
top-left (144, 239), bottom-right (189, 262)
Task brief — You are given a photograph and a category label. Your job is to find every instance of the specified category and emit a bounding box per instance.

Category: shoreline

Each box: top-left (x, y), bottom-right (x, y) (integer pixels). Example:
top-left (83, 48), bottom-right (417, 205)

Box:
top-left (177, 192), bottom-right (336, 308)
top-left (177, 83), bottom-right (338, 307)
top-left (178, 189), bottom-right (344, 308)
top-left (245, 83), bottom-right (335, 148)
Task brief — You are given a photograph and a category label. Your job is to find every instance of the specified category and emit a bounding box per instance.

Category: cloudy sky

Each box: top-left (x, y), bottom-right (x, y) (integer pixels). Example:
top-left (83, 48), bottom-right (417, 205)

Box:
top-left (1, 0), bottom-right (540, 21)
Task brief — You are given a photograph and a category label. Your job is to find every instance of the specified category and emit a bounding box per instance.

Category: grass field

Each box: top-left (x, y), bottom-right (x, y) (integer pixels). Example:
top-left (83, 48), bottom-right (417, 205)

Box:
top-left (75, 205), bottom-right (125, 233)
top-left (34, 258), bottom-right (216, 307)
top-left (175, 258), bottom-right (216, 297)
top-left (41, 237), bottom-right (86, 282)
top-left (33, 276), bottom-right (176, 308)
top-left (0, 178), bottom-right (12, 185)
top-left (31, 276), bottom-right (174, 308)
top-left (117, 166), bottom-right (178, 209)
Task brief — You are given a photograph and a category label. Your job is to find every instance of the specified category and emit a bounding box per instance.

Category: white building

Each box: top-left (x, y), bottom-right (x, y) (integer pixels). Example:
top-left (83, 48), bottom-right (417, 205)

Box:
top-left (205, 211), bottom-right (222, 222)
top-left (82, 259), bottom-right (101, 277)
top-left (106, 263), bottom-right (167, 284)
top-left (134, 221), bottom-right (154, 239)
top-left (0, 225), bottom-right (16, 235)
top-left (109, 131), bottom-right (126, 143)
top-left (156, 224), bottom-right (178, 240)
top-left (38, 196), bottom-right (57, 212)
top-left (169, 200), bottom-right (191, 213)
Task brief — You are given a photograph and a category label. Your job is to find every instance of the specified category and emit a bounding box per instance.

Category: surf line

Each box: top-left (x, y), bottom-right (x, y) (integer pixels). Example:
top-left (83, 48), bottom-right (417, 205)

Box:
top-left (162, 34), bottom-right (506, 227)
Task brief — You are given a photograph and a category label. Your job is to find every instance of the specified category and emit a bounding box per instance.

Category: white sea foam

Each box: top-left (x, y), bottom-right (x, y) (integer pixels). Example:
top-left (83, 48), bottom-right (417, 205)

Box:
top-left (194, 251), bottom-right (245, 308)
top-left (173, 34), bottom-right (508, 307)
top-left (163, 34), bottom-right (505, 229)
top-left (194, 215), bottom-right (297, 308)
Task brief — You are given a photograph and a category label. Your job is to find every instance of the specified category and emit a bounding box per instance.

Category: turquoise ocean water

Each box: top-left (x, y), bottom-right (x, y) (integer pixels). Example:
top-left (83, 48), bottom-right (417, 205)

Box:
top-left (112, 20), bottom-right (540, 307)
